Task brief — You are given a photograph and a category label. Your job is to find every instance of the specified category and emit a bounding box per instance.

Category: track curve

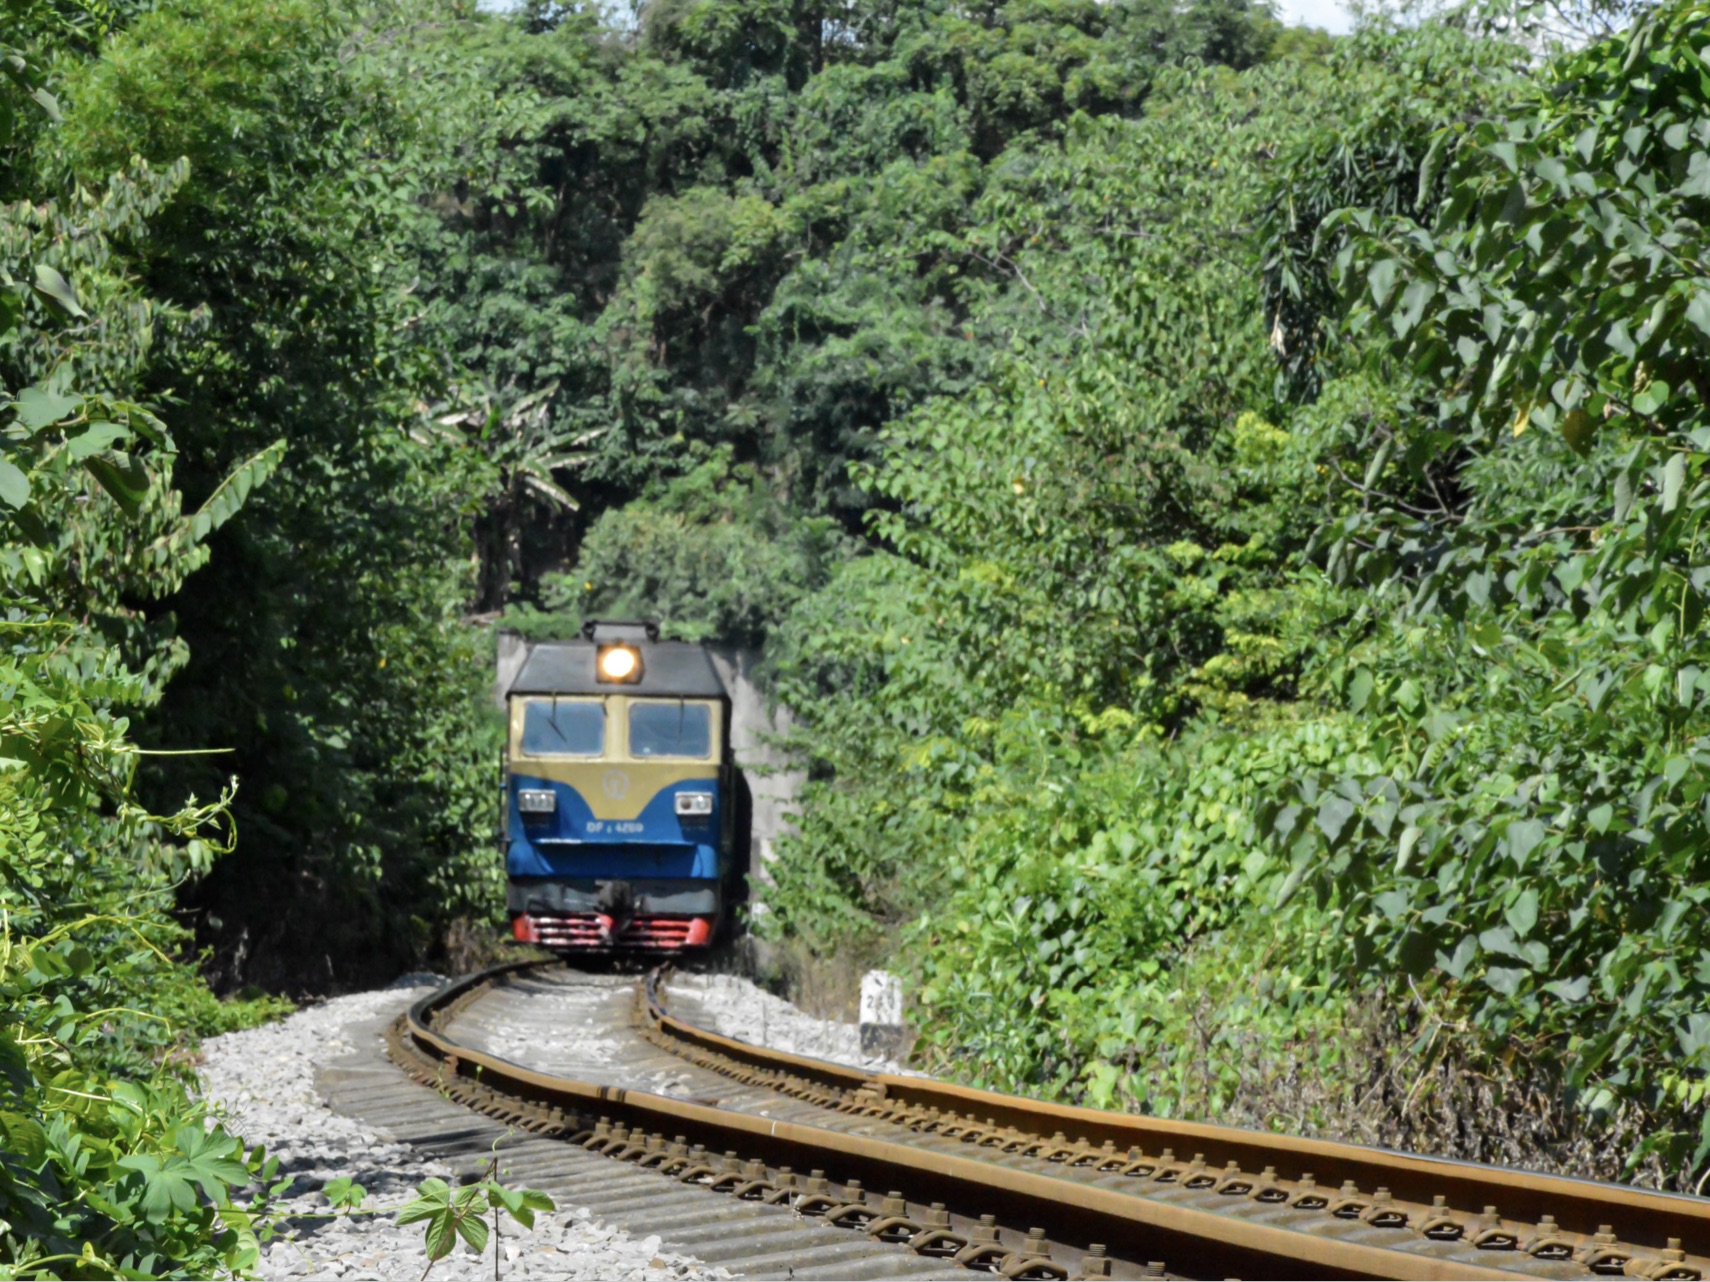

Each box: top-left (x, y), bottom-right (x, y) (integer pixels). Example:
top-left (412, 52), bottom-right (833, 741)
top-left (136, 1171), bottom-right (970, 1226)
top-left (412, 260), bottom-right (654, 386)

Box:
top-left (378, 961), bottom-right (1709, 1281)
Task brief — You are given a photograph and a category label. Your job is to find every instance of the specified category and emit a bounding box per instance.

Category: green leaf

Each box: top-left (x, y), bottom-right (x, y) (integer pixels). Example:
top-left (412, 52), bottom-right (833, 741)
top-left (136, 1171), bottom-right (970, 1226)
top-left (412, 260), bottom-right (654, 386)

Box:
top-left (66, 422), bottom-right (129, 462)
top-left (1393, 678), bottom-right (1421, 713)
top-left (1484, 965), bottom-right (1526, 997)
top-left (396, 1178), bottom-right (451, 1225)
top-left (13, 387), bottom-right (81, 432)
top-left (0, 1112), bottom-right (48, 1165)
top-left (1362, 438), bottom-right (1394, 491)
top-left (1685, 291), bottom-right (1710, 340)
top-left (424, 1209), bottom-right (458, 1260)
top-left (1393, 280), bottom-right (1434, 336)
top-left (518, 1188), bottom-right (554, 1215)
top-left (10, 501), bottom-right (52, 546)
top-left (29, 86), bottom-right (60, 123)
top-left (1534, 156), bottom-right (1569, 189)
top-left (1614, 465), bottom-right (1636, 521)
top-left (324, 1176), bottom-right (366, 1210)
top-left (1347, 668), bottom-right (1374, 712)
top-left (455, 1212), bottom-right (490, 1253)
top-left (1505, 888), bottom-right (1538, 937)
top-left (1479, 924), bottom-right (1522, 958)
top-left (452, 1183), bottom-right (489, 1213)
top-left (117, 1154), bottom-right (199, 1222)
top-left (1662, 451), bottom-right (1687, 513)
top-left (0, 286), bottom-right (21, 339)
top-left (1396, 824), bottom-right (1423, 872)
top-left (1417, 130), bottom-right (1450, 202)
top-left (32, 264), bottom-right (85, 318)
top-left (151, 439), bottom-right (285, 556)
top-left (1374, 889), bottom-right (1410, 919)
top-left (1437, 935), bottom-right (1477, 980)
top-left (1505, 819), bottom-right (1546, 865)
top-left (1316, 795), bottom-right (1356, 843)
top-left (520, 472), bottom-right (580, 511)
top-left (170, 1124), bottom-right (251, 1199)
top-left (85, 451), bottom-right (151, 516)
top-left (1273, 860), bottom-right (1309, 909)
top-left (0, 458), bottom-right (30, 509)
top-left (489, 1184), bottom-right (538, 1227)
top-left (1543, 976), bottom-right (1590, 1003)
top-left (1561, 407), bottom-right (1596, 454)
top-left (1679, 1013), bottom-right (1710, 1060)
top-left (1368, 259), bottom-right (1400, 309)
top-left (1635, 378), bottom-right (1671, 417)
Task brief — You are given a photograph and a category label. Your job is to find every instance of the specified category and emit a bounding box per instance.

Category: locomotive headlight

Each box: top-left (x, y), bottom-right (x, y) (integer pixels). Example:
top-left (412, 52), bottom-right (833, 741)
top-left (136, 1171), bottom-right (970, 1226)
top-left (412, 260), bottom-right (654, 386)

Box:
top-left (597, 643), bottom-right (642, 683)
top-left (517, 789), bottom-right (557, 815)
top-left (674, 791), bottom-right (714, 817)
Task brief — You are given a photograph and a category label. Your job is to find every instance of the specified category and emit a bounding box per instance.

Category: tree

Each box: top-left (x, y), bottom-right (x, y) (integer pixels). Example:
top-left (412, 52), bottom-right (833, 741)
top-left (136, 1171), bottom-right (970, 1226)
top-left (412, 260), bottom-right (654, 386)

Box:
top-left (0, 65), bottom-right (286, 1268)
top-left (1262, 0), bottom-right (1710, 1182)
top-left (56, 0), bottom-right (498, 987)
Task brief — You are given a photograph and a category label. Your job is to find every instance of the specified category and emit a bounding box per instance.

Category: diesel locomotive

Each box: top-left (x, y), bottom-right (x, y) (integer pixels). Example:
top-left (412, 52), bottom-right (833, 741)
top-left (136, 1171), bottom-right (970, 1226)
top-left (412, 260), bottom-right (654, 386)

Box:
top-left (503, 621), bottom-right (743, 953)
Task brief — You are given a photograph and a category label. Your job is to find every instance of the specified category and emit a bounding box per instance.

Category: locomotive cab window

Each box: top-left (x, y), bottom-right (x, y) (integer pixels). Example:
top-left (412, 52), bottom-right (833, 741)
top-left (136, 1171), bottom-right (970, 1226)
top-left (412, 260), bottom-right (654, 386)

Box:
top-left (628, 701), bottom-right (713, 759)
top-left (519, 698), bottom-right (604, 757)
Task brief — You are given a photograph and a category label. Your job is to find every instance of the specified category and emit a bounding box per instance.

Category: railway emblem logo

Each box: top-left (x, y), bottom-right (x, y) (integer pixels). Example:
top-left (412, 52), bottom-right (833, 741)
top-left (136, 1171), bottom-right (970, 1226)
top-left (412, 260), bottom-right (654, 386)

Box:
top-left (602, 770), bottom-right (630, 801)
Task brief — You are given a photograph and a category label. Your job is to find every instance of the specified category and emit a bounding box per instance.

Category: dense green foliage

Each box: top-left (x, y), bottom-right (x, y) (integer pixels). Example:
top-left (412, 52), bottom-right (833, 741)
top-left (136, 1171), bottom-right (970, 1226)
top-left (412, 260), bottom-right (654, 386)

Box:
top-left (1267, 0), bottom-right (1710, 1176)
top-left (326, 0), bottom-right (1708, 1188)
top-left (45, 0), bottom-right (503, 987)
top-left (5, 1), bottom-right (1333, 1269)
top-left (9, 0), bottom-right (1710, 1271)
top-left (511, 449), bottom-right (851, 645)
top-left (409, 0), bottom-right (1299, 618)
top-left (759, 0), bottom-right (1710, 1188)
top-left (0, 0), bottom-right (498, 1272)
top-left (0, 26), bottom-right (291, 1267)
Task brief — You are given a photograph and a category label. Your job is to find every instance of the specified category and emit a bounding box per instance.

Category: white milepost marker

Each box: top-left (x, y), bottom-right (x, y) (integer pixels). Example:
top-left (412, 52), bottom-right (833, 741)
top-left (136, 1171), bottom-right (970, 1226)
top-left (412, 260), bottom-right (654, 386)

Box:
top-left (859, 969), bottom-right (905, 1058)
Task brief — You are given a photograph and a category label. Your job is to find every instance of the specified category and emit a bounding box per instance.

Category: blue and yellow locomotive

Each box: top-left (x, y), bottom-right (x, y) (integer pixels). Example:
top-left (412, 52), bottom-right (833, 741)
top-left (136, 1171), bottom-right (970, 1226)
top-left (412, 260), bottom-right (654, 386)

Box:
top-left (503, 621), bottom-right (741, 953)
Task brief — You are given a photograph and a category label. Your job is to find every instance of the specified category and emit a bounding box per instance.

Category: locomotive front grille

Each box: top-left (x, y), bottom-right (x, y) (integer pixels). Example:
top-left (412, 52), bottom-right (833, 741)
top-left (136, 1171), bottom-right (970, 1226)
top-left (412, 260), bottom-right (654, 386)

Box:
top-left (521, 913), bottom-right (709, 951)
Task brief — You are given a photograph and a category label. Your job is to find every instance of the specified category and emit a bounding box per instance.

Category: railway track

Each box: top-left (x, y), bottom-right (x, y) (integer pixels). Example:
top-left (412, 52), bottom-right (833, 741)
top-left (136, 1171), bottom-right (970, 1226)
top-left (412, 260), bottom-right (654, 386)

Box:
top-left (338, 960), bottom-right (1710, 1281)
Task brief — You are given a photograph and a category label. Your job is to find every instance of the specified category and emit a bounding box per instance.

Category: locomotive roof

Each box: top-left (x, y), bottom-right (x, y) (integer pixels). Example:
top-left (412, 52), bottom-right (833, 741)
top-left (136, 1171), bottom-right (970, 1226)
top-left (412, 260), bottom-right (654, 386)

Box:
top-left (508, 640), bottom-right (727, 699)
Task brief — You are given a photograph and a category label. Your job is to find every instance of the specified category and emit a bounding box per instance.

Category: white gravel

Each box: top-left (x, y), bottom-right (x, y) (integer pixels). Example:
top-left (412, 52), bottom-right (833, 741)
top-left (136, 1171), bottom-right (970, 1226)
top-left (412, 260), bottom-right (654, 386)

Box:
top-left (667, 973), bottom-right (915, 1075)
top-left (197, 984), bottom-right (726, 1281)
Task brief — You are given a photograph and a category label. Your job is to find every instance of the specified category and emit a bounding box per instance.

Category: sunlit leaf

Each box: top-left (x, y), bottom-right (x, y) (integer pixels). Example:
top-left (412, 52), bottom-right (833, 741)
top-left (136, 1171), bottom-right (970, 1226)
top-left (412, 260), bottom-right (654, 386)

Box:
top-left (13, 387), bottom-right (81, 432)
top-left (85, 452), bottom-right (151, 516)
top-left (0, 458), bottom-right (30, 509)
top-left (32, 264), bottom-right (85, 318)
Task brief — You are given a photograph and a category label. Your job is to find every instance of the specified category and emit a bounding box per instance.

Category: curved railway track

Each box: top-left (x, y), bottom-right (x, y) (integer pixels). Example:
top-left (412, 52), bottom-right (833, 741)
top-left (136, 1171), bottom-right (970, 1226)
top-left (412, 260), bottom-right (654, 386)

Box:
top-left (351, 960), bottom-right (1709, 1281)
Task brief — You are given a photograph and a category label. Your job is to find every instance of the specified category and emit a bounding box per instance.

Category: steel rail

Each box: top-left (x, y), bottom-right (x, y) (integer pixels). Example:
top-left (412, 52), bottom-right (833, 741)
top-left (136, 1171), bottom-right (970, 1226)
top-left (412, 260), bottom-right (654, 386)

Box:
top-left (638, 969), bottom-right (1710, 1279)
top-left (392, 960), bottom-right (1707, 1280)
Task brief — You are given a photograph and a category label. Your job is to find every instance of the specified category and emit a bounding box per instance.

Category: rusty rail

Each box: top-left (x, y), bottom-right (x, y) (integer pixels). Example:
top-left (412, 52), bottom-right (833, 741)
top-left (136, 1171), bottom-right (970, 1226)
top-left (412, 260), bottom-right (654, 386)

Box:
top-left (389, 960), bottom-right (1709, 1280)
top-left (639, 969), bottom-right (1710, 1278)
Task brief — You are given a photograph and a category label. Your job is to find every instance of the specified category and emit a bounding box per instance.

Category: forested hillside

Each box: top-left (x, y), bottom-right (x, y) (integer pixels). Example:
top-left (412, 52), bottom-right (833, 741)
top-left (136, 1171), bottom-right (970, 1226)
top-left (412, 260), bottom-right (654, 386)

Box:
top-left (759, 0), bottom-right (1710, 1191)
top-left (1, 0), bottom-right (1706, 1271)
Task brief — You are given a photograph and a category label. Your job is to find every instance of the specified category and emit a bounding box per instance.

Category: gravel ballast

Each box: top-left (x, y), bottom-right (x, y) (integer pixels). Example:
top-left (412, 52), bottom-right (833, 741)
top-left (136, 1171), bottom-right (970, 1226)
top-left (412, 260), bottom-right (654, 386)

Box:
top-left (198, 984), bottom-right (726, 1281)
top-left (666, 972), bottom-right (914, 1075)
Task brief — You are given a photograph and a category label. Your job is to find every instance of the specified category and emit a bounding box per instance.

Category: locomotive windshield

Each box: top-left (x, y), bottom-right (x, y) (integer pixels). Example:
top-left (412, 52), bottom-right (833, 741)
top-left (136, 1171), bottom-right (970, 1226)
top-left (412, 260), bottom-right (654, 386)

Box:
top-left (628, 701), bottom-right (712, 759)
top-left (520, 698), bottom-right (604, 756)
